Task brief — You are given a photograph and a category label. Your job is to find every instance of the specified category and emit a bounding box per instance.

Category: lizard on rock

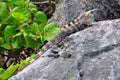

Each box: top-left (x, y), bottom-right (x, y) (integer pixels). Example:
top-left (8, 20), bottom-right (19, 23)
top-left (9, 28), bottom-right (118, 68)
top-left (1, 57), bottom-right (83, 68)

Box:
top-left (30, 9), bottom-right (98, 63)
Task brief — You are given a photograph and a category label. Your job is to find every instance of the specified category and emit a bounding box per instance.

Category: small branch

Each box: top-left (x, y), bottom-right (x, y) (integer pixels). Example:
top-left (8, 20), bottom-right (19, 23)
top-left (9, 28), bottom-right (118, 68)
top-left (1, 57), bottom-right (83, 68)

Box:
top-left (31, 1), bottom-right (55, 4)
top-left (0, 54), bottom-right (9, 57)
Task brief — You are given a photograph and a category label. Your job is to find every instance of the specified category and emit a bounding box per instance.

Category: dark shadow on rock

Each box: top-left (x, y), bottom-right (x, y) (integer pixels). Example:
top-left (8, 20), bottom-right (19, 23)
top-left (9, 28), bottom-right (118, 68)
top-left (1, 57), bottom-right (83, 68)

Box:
top-left (83, 43), bottom-right (120, 58)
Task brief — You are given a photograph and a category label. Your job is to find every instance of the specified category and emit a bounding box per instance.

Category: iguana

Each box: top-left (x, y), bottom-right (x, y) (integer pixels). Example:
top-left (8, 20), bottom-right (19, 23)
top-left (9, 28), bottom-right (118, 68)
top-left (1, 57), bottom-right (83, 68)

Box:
top-left (30, 9), bottom-right (97, 63)
top-left (30, 9), bottom-right (97, 61)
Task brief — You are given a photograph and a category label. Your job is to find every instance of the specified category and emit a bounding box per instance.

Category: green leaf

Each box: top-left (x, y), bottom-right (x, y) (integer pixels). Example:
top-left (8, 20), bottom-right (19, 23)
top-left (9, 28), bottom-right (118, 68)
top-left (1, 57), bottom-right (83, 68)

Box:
top-left (13, 34), bottom-right (26, 48)
top-left (13, 32), bottom-right (22, 38)
top-left (22, 27), bottom-right (41, 49)
top-left (24, 36), bottom-right (41, 49)
top-left (26, 53), bottom-right (36, 62)
top-left (0, 68), bottom-right (5, 74)
top-left (4, 25), bottom-right (17, 43)
top-left (11, 7), bottom-right (30, 23)
top-left (2, 25), bottom-right (20, 49)
top-left (11, 12), bottom-right (26, 21)
top-left (0, 23), bottom-right (1, 27)
top-left (0, 2), bottom-right (7, 19)
top-left (30, 22), bottom-right (41, 38)
top-left (28, 3), bottom-right (37, 12)
top-left (38, 23), bottom-right (46, 43)
top-left (0, 37), bottom-right (4, 43)
top-left (6, 0), bottom-right (17, 8)
top-left (0, 68), bottom-right (5, 80)
top-left (6, 15), bottom-right (17, 25)
top-left (11, 38), bottom-right (20, 49)
top-left (34, 11), bottom-right (47, 24)
top-left (38, 23), bottom-right (46, 33)
top-left (2, 63), bottom-right (19, 80)
top-left (18, 60), bottom-right (28, 70)
top-left (43, 23), bottom-right (60, 41)
top-left (22, 27), bottom-right (37, 40)
top-left (0, 42), bottom-right (11, 50)
top-left (18, 54), bottom-right (36, 70)
top-left (0, 47), bottom-right (4, 54)
top-left (30, 23), bottom-right (39, 31)
top-left (0, 37), bottom-right (23, 50)
top-left (0, 36), bottom-right (5, 53)
top-left (15, 0), bottom-right (29, 7)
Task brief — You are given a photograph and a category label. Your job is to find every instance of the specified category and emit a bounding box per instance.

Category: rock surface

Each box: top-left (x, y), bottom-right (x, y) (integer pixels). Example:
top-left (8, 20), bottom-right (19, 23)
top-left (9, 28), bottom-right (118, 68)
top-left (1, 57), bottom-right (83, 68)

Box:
top-left (48, 0), bottom-right (120, 27)
top-left (9, 19), bottom-right (120, 80)
top-left (9, 0), bottom-right (120, 80)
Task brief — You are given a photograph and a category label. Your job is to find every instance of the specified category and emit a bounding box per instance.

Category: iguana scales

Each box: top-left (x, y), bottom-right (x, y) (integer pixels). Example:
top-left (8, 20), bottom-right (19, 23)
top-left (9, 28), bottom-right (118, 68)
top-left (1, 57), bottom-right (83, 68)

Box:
top-left (30, 9), bottom-right (97, 63)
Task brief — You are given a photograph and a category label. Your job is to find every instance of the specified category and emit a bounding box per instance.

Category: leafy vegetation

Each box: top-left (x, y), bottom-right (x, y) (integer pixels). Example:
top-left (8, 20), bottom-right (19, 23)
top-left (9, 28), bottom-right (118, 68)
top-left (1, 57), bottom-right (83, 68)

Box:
top-left (0, 0), bottom-right (60, 79)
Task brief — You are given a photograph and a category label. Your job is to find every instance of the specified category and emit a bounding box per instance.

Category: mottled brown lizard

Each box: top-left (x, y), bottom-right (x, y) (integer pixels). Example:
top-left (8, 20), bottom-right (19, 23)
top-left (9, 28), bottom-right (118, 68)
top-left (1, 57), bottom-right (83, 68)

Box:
top-left (26, 9), bottom-right (98, 66)
top-left (29, 9), bottom-right (97, 61)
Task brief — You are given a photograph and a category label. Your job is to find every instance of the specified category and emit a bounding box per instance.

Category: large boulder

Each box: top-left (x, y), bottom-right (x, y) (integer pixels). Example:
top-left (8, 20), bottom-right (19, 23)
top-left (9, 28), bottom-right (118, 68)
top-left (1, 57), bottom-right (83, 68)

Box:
top-left (9, 19), bottom-right (120, 80)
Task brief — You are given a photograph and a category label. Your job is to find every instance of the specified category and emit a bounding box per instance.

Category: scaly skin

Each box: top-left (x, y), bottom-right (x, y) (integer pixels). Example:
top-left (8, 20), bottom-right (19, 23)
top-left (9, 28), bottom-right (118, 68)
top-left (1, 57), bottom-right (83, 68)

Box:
top-left (30, 9), bottom-right (97, 63)
top-left (31, 9), bottom-right (97, 61)
top-left (17, 9), bottom-right (97, 72)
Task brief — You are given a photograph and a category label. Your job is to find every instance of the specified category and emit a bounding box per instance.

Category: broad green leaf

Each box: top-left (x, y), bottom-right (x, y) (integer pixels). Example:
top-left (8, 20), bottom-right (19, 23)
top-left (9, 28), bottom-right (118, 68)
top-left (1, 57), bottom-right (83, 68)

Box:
top-left (15, 0), bottom-right (29, 7)
top-left (4, 25), bottom-right (17, 43)
top-left (6, 0), bottom-right (17, 8)
top-left (30, 23), bottom-right (39, 33)
top-left (31, 23), bottom-right (41, 38)
top-left (24, 35), bottom-right (41, 49)
top-left (11, 12), bottom-right (26, 21)
top-left (18, 60), bottom-right (28, 70)
top-left (38, 23), bottom-right (46, 43)
top-left (0, 37), bottom-right (4, 43)
top-left (0, 35), bottom-right (5, 51)
top-left (2, 63), bottom-right (19, 80)
top-left (38, 23), bottom-right (46, 33)
top-left (0, 2), bottom-right (7, 19)
top-left (11, 38), bottom-right (20, 49)
top-left (17, 35), bottom-right (26, 47)
top-left (0, 38), bottom-right (23, 50)
top-left (22, 27), bottom-right (41, 49)
top-left (0, 68), bottom-right (5, 74)
top-left (0, 47), bottom-right (4, 54)
top-left (13, 32), bottom-right (22, 38)
top-left (18, 53), bottom-right (36, 70)
top-left (2, 25), bottom-right (20, 49)
top-left (44, 23), bottom-right (60, 41)
top-left (0, 23), bottom-right (1, 27)
top-left (0, 42), bottom-right (11, 50)
top-left (6, 15), bottom-right (17, 25)
top-left (11, 7), bottom-right (30, 23)
top-left (13, 34), bottom-right (26, 48)
top-left (0, 68), bottom-right (5, 80)
top-left (34, 11), bottom-right (47, 24)
top-left (22, 27), bottom-right (38, 40)
top-left (26, 53), bottom-right (36, 62)
top-left (28, 3), bottom-right (37, 12)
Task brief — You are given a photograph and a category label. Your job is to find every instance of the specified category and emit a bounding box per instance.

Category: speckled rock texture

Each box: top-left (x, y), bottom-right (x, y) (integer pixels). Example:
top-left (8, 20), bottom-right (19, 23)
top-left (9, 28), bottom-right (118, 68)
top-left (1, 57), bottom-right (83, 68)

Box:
top-left (9, 0), bottom-right (120, 80)
top-left (48, 0), bottom-right (120, 27)
top-left (9, 19), bottom-right (120, 80)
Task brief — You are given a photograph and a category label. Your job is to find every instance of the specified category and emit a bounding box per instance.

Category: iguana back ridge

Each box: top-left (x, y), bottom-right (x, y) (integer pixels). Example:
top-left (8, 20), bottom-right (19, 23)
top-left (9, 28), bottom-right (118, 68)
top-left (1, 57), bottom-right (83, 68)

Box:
top-left (32, 9), bottom-right (97, 61)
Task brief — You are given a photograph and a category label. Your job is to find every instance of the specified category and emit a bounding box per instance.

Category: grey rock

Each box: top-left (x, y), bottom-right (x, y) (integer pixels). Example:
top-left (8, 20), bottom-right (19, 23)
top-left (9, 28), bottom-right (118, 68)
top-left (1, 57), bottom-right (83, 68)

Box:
top-left (115, 0), bottom-right (120, 5)
top-left (48, 0), bottom-right (120, 28)
top-left (111, 58), bottom-right (120, 80)
top-left (80, 0), bottom-right (120, 21)
top-left (9, 19), bottom-right (120, 80)
top-left (48, 0), bottom-right (83, 28)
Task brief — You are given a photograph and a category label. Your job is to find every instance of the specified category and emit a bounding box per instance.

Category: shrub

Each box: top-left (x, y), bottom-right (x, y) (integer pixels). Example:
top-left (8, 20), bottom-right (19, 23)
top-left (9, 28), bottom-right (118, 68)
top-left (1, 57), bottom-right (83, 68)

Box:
top-left (0, 0), bottom-right (60, 79)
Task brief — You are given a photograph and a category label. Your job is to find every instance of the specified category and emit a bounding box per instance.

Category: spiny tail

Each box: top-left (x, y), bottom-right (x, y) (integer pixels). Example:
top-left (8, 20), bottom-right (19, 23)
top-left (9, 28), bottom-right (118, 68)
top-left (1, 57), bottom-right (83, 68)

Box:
top-left (31, 9), bottom-right (97, 62)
